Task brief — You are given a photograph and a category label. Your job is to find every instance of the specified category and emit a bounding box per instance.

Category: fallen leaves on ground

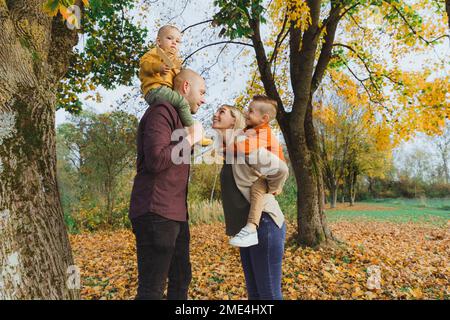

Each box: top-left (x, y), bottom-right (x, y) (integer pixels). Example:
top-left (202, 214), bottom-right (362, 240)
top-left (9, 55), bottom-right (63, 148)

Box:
top-left (70, 221), bottom-right (449, 300)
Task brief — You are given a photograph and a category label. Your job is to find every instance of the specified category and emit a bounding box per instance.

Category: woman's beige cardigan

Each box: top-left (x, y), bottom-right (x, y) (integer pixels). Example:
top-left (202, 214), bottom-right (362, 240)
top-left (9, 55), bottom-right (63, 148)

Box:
top-left (230, 148), bottom-right (289, 228)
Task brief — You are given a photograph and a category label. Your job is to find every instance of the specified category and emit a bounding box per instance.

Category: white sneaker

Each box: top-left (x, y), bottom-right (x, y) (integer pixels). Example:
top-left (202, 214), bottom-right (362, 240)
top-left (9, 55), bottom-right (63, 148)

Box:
top-left (229, 227), bottom-right (258, 247)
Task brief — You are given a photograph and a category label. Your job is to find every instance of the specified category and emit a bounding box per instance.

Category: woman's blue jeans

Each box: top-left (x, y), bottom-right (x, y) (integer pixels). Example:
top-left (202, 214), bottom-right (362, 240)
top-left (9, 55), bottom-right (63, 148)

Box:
top-left (239, 213), bottom-right (286, 300)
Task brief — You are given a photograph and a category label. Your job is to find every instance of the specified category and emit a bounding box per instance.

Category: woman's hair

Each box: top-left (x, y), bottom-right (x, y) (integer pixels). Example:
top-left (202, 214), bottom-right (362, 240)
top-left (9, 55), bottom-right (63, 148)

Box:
top-left (221, 104), bottom-right (246, 130)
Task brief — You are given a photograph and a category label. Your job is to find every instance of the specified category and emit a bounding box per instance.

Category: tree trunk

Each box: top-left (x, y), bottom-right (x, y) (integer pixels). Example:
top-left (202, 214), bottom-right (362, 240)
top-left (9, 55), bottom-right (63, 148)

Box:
top-left (349, 172), bottom-right (356, 206)
top-left (289, 144), bottom-right (333, 247)
top-left (105, 178), bottom-right (114, 228)
top-left (330, 185), bottom-right (338, 209)
top-left (368, 177), bottom-right (374, 197)
top-left (284, 113), bottom-right (334, 248)
top-left (248, 0), bottom-right (336, 247)
top-left (350, 188), bottom-right (356, 206)
top-left (442, 152), bottom-right (449, 185)
top-left (0, 1), bottom-right (80, 299)
top-left (210, 164), bottom-right (220, 203)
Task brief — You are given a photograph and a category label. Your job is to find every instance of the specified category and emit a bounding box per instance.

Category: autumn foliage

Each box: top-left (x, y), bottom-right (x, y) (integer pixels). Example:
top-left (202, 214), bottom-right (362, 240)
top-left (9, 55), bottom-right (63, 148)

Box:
top-left (71, 216), bottom-right (449, 300)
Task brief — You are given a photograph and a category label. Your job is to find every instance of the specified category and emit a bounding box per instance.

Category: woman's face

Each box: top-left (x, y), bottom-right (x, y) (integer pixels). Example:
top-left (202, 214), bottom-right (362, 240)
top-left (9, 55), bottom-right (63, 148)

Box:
top-left (212, 106), bottom-right (236, 130)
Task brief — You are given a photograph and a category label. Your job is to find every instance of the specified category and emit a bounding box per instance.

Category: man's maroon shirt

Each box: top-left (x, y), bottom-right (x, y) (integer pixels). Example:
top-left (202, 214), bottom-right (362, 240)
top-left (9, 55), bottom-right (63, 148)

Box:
top-left (129, 101), bottom-right (190, 221)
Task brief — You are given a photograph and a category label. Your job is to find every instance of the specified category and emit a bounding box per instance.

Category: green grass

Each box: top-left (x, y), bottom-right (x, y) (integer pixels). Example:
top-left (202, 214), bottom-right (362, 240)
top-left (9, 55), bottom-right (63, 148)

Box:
top-left (326, 198), bottom-right (449, 226)
top-left (188, 196), bottom-right (449, 227)
top-left (365, 197), bottom-right (450, 211)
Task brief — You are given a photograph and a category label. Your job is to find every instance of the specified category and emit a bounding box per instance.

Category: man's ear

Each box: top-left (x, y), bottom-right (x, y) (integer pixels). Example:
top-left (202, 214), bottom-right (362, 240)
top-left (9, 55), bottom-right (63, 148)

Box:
top-left (156, 37), bottom-right (161, 47)
top-left (262, 114), bottom-right (270, 123)
top-left (183, 81), bottom-right (190, 94)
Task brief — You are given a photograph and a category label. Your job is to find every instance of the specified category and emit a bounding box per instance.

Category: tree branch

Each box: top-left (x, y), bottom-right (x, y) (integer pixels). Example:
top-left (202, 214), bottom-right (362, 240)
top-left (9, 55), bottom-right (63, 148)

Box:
top-left (388, 1), bottom-right (449, 44)
top-left (269, 12), bottom-right (289, 65)
top-left (333, 61), bottom-right (391, 116)
top-left (311, 1), bottom-right (343, 93)
top-left (333, 43), bottom-right (385, 93)
top-left (248, 6), bottom-right (286, 123)
top-left (181, 19), bottom-right (214, 33)
top-left (182, 41), bottom-right (253, 64)
top-left (289, 0), bottom-right (321, 123)
top-left (200, 43), bottom-right (228, 76)
top-left (167, 0), bottom-right (189, 24)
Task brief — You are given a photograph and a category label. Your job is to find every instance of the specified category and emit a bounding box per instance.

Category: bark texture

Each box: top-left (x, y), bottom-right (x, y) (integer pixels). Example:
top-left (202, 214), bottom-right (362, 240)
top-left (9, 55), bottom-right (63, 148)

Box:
top-left (246, 0), bottom-right (343, 247)
top-left (0, 0), bottom-right (80, 299)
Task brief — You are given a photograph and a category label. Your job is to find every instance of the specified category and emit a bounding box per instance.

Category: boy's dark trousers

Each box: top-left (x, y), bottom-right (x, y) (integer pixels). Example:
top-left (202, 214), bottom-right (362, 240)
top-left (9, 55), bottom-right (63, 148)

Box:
top-left (131, 212), bottom-right (192, 300)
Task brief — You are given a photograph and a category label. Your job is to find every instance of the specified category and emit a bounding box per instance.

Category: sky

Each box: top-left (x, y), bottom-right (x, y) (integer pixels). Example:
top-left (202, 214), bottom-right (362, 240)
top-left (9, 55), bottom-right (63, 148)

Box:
top-left (56, 0), bottom-right (255, 133)
top-left (55, 0), bottom-right (450, 172)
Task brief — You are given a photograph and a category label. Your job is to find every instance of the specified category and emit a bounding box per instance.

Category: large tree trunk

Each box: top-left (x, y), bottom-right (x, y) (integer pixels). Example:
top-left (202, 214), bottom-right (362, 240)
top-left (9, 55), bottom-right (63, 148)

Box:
top-left (288, 138), bottom-right (333, 247)
top-left (0, 1), bottom-right (80, 299)
top-left (248, 0), bottom-right (339, 247)
top-left (282, 100), bottom-right (333, 248)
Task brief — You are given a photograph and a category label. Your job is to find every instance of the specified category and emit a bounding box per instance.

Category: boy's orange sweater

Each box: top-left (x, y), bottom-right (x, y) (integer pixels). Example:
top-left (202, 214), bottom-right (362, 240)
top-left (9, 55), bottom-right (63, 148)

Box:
top-left (233, 123), bottom-right (285, 161)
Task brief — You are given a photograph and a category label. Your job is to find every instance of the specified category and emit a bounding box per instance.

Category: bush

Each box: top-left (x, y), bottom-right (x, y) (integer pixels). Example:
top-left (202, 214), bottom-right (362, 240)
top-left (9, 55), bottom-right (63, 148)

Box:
top-left (358, 176), bottom-right (449, 200)
top-left (424, 183), bottom-right (450, 198)
top-left (188, 163), bottom-right (222, 203)
top-left (276, 174), bottom-right (297, 222)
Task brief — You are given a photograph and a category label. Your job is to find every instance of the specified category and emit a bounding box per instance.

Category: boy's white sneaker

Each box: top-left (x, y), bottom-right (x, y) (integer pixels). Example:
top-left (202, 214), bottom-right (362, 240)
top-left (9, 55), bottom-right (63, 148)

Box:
top-left (229, 226), bottom-right (258, 247)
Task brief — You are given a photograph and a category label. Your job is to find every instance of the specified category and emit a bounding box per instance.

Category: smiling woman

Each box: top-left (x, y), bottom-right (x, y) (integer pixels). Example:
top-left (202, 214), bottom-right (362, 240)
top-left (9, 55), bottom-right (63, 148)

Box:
top-left (212, 103), bottom-right (288, 300)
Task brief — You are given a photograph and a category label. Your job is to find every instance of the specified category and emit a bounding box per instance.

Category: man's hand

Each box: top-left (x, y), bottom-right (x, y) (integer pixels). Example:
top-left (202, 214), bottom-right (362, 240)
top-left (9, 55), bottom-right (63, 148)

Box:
top-left (159, 63), bottom-right (171, 75)
top-left (186, 121), bottom-right (204, 147)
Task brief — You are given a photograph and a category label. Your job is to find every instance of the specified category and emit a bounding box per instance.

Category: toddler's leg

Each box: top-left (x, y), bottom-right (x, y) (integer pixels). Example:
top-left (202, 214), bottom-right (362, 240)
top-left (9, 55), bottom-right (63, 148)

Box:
top-left (144, 88), bottom-right (161, 106)
top-left (155, 86), bottom-right (194, 126)
top-left (247, 176), bottom-right (269, 229)
top-left (152, 86), bottom-right (212, 146)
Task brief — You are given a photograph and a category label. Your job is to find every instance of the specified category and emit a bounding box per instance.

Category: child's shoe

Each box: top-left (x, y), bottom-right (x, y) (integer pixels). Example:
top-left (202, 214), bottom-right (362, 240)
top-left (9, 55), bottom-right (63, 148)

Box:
top-left (229, 225), bottom-right (258, 247)
top-left (200, 136), bottom-right (213, 147)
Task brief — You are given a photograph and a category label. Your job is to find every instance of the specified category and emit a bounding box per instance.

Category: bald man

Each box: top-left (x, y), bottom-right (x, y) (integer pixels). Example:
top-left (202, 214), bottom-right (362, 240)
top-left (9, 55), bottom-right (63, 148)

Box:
top-left (129, 69), bottom-right (206, 300)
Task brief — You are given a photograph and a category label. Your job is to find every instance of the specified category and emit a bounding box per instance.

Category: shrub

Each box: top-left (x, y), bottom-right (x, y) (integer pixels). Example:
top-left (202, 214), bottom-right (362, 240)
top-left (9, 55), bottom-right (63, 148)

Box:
top-left (188, 163), bottom-right (222, 203)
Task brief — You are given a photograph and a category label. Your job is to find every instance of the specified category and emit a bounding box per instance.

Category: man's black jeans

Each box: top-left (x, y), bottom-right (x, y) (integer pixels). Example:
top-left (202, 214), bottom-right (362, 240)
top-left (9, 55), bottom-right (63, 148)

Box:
top-left (131, 212), bottom-right (191, 300)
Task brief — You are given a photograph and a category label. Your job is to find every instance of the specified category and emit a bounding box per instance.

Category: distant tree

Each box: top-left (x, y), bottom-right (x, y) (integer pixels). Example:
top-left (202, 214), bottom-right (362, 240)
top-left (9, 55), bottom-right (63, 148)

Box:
top-left (57, 110), bottom-right (137, 225)
top-left (315, 93), bottom-right (393, 207)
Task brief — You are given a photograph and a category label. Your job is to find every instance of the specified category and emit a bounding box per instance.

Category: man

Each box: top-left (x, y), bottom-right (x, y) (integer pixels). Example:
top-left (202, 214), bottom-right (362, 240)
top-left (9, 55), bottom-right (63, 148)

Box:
top-left (129, 69), bottom-right (206, 300)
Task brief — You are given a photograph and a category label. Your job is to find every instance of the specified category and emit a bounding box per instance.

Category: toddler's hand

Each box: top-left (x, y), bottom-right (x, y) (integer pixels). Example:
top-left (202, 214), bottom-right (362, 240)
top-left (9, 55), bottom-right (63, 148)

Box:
top-left (160, 63), bottom-right (171, 75)
top-left (186, 122), bottom-right (204, 146)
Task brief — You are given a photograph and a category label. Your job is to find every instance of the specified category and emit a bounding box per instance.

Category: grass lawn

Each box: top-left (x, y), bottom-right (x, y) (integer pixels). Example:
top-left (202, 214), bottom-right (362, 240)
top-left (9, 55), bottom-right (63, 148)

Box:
top-left (324, 198), bottom-right (449, 226)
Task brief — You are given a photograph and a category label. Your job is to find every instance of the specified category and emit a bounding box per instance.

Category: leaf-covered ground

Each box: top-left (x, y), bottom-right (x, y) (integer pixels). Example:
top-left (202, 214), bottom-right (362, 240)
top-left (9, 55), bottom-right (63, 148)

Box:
top-left (70, 220), bottom-right (449, 300)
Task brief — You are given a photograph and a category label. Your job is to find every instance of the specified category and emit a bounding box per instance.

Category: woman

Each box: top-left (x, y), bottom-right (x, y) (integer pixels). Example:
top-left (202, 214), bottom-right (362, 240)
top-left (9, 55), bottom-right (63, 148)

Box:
top-left (212, 104), bottom-right (287, 300)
